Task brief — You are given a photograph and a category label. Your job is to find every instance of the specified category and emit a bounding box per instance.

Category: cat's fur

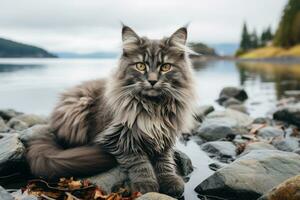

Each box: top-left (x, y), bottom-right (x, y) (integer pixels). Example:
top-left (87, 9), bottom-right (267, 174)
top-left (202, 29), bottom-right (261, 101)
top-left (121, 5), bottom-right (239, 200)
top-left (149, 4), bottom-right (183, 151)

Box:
top-left (26, 25), bottom-right (197, 197)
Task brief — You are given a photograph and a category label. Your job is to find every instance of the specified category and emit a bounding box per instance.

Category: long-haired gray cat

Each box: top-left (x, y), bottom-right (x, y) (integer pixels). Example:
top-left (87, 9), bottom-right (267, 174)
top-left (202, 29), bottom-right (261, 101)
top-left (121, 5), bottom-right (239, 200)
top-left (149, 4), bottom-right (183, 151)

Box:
top-left (26, 25), bottom-right (197, 197)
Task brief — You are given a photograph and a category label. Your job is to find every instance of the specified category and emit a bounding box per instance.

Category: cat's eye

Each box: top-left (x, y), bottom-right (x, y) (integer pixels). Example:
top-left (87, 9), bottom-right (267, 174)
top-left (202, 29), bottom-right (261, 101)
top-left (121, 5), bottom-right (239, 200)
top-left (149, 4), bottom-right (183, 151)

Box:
top-left (136, 63), bottom-right (146, 71)
top-left (160, 63), bottom-right (172, 72)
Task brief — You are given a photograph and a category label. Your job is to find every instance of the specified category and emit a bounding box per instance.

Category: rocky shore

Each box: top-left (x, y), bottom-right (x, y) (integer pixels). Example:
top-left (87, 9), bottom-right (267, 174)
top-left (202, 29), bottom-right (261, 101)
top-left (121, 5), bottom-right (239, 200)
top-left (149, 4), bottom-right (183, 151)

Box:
top-left (0, 86), bottom-right (300, 199)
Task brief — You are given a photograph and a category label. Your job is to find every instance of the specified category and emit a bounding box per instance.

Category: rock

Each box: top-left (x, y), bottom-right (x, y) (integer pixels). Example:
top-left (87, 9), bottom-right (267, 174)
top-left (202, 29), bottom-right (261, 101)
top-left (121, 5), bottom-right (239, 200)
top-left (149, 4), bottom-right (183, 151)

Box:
top-left (15, 114), bottom-right (47, 127)
top-left (0, 109), bottom-right (23, 121)
top-left (136, 192), bottom-right (176, 200)
top-left (201, 141), bottom-right (236, 162)
top-left (240, 142), bottom-right (276, 156)
top-left (273, 103), bottom-right (300, 127)
top-left (227, 104), bottom-right (248, 114)
top-left (7, 118), bottom-right (28, 131)
top-left (195, 150), bottom-right (300, 200)
top-left (19, 124), bottom-right (52, 144)
top-left (293, 148), bottom-right (300, 155)
top-left (258, 175), bottom-right (300, 200)
top-left (195, 109), bottom-right (252, 141)
top-left (194, 105), bottom-right (214, 122)
top-left (253, 117), bottom-right (270, 124)
top-left (217, 87), bottom-right (248, 105)
top-left (223, 98), bottom-right (242, 107)
top-left (0, 117), bottom-right (9, 132)
top-left (87, 167), bottom-right (127, 193)
top-left (208, 162), bottom-right (228, 171)
top-left (0, 186), bottom-right (13, 200)
top-left (257, 127), bottom-right (284, 139)
top-left (0, 133), bottom-right (25, 171)
top-left (174, 150), bottom-right (193, 177)
top-left (284, 90), bottom-right (300, 99)
top-left (271, 138), bottom-right (299, 152)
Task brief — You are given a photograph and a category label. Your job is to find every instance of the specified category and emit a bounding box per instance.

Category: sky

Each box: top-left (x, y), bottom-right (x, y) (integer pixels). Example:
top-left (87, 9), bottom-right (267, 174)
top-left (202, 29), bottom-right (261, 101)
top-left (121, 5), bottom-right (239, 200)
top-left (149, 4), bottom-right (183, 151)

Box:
top-left (0, 0), bottom-right (288, 54)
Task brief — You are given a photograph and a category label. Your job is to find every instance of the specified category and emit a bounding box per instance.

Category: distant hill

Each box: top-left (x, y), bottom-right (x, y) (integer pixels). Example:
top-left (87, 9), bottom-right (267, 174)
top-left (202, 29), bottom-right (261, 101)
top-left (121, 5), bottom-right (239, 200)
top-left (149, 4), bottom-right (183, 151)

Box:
top-left (0, 38), bottom-right (57, 58)
top-left (210, 43), bottom-right (239, 56)
top-left (55, 51), bottom-right (119, 59)
top-left (188, 42), bottom-right (217, 56)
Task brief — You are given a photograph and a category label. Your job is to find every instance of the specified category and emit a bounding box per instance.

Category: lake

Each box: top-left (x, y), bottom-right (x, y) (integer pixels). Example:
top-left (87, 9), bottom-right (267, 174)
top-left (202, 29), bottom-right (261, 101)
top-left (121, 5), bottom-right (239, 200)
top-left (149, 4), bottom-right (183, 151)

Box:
top-left (1, 58), bottom-right (300, 199)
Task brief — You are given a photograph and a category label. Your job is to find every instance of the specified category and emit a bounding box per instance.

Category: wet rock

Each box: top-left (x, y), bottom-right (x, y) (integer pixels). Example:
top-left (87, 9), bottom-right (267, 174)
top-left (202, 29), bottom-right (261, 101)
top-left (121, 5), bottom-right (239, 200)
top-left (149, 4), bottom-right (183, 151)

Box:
top-left (0, 109), bottom-right (23, 121)
top-left (253, 117), bottom-right (270, 124)
top-left (136, 192), bottom-right (176, 200)
top-left (227, 104), bottom-right (248, 114)
top-left (257, 127), bottom-right (284, 139)
top-left (217, 87), bottom-right (248, 105)
top-left (194, 105), bottom-right (214, 122)
top-left (273, 103), bottom-right (300, 127)
top-left (293, 148), bottom-right (300, 155)
top-left (258, 175), bottom-right (300, 200)
top-left (7, 118), bottom-right (28, 131)
top-left (201, 141), bottom-right (236, 162)
top-left (239, 142), bottom-right (276, 156)
top-left (0, 117), bottom-right (9, 132)
top-left (19, 124), bottom-right (52, 144)
top-left (195, 109), bottom-right (252, 141)
top-left (208, 162), bottom-right (228, 171)
top-left (87, 167), bottom-right (127, 194)
top-left (174, 149), bottom-right (193, 177)
top-left (15, 114), bottom-right (47, 127)
top-left (0, 186), bottom-right (14, 200)
top-left (195, 150), bottom-right (300, 200)
top-left (0, 133), bottom-right (25, 171)
top-left (271, 138), bottom-right (299, 152)
top-left (223, 98), bottom-right (242, 107)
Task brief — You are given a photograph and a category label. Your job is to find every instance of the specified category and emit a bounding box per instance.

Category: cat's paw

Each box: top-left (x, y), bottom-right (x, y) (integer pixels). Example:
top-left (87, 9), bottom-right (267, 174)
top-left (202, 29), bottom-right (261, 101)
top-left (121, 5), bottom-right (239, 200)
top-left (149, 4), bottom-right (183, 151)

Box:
top-left (131, 181), bottom-right (159, 194)
top-left (159, 174), bottom-right (185, 198)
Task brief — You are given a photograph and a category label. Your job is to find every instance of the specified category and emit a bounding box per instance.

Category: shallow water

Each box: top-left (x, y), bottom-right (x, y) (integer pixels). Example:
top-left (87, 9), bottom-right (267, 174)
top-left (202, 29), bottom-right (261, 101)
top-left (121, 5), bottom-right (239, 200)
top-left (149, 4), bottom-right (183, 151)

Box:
top-left (1, 58), bottom-right (300, 199)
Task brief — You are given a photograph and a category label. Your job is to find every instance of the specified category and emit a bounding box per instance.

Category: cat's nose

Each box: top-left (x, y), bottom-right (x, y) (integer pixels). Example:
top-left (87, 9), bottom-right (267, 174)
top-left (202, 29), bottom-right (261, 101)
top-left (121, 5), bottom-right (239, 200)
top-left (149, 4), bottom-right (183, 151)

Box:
top-left (149, 80), bottom-right (158, 86)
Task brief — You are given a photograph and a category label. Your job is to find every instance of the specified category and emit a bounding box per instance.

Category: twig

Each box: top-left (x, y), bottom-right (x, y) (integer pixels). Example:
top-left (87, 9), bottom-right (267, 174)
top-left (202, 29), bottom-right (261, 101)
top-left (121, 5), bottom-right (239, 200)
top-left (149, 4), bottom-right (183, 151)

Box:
top-left (41, 194), bottom-right (56, 200)
top-left (65, 192), bottom-right (81, 200)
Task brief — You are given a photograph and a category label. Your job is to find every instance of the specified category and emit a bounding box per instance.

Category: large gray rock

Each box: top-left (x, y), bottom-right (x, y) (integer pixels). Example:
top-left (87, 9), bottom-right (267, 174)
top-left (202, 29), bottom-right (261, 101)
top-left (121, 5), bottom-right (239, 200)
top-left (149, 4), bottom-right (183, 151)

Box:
top-left (15, 114), bottom-right (47, 127)
top-left (195, 109), bottom-right (252, 141)
top-left (273, 103), bottom-right (300, 127)
top-left (174, 150), bottom-right (193, 177)
top-left (240, 142), bottom-right (276, 156)
top-left (0, 186), bottom-right (13, 200)
top-left (0, 109), bottom-right (23, 121)
top-left (19, 124), bottom-right (52, 144)
top-left (257, 126), bottom-right (284, 139)
top-left (217, 87), bottom-right (248, 105)
top-left (195, 150), bottom-right (300, 200)
top-left (0, 117), bottom-right (9, 133)
top-left (7, 118), bottom-right (28, 131)
top-left (0, 133), bottom-right (25, 171)
top-left (271, 138), bottom-right (299, 152)
top-left (136, 192), bottom-right (175, 200)
top-left (201, 141), bottom-right (236, 162)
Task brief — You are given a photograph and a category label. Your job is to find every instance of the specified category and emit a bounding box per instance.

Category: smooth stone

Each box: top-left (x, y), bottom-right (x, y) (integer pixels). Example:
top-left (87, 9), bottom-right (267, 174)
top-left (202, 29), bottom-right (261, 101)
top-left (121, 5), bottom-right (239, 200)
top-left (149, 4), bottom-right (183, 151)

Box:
top-left (0, 109), bottom-right (23, 121)
top-left (195, 150), bottom-right (300, 200)
top-left (195, 109), bottom-right (252, 141)
top-left (217, 87), bottom-right (248, 105)
top-left (271, 138), bottom-right (299, 152)
top-left (0, 117), bottom-right (9, 132)
top-left (19, 124), bottom-right (52, 144)
top-left (257, 126), bottom-right (284, 139)
top-left (227, 104), bottom-right (248, 114)
top-left (258, 175), bottom-right (300, 200)
top-left (7, 118), bottom-right (28, 131)
top-left (194, 105), bottom-right (214, 122)
top-left (0, 133), bottom-right (25, 171)
top-left (273, 103), bottom-right (300, 127)
top-left (174, 149), bottom-right (193, 177)
top-left (15, 114), bottom-right (47, 127)
top-left (293, 148), bottom-right (300, 155)
top-left (253, 117), bottom-right (270, 124)
top-left (223, 98), bottom-right (243, 107)
top-left (0, 186), bottom-right (14, 200)
top-left (136, 192), bottom-right (176, 200)
top-left (239, 142), bottom-right (276, 156)
top-left (201, 141), bottom-right (236, 161)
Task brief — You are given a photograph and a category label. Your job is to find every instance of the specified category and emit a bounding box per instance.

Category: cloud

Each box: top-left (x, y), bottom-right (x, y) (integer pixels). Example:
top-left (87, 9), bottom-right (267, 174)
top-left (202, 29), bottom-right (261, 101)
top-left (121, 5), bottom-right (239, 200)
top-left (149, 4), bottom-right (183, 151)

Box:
top-left (0, 0), bottom-right (288, 53)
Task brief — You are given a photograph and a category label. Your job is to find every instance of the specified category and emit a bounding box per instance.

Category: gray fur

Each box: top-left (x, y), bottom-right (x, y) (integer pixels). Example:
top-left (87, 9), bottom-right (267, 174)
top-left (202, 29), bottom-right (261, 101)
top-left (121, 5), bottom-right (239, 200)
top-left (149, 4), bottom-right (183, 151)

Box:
top-left (26, 25), bottom-right (197, 198)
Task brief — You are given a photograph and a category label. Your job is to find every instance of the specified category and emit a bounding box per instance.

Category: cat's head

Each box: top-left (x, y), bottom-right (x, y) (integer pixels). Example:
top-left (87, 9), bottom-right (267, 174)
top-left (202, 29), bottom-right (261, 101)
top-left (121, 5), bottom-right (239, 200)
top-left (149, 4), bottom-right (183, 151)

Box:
top-left (114, 25), bottom-right (195, 103)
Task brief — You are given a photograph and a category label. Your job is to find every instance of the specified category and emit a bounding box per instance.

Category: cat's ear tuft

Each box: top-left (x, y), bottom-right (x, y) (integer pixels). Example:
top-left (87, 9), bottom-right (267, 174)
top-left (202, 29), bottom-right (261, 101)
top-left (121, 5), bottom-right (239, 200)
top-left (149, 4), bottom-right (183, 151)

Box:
top-left (122, 25), bottom-right (140, 43)
top-left (169, 27), bottom-right (187, 46)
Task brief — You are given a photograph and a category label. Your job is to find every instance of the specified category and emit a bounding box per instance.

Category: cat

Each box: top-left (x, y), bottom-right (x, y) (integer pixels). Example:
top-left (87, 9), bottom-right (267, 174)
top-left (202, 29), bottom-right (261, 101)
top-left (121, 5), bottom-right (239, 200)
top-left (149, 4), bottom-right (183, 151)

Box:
top-left (26, 25), bottom-right (197, 197)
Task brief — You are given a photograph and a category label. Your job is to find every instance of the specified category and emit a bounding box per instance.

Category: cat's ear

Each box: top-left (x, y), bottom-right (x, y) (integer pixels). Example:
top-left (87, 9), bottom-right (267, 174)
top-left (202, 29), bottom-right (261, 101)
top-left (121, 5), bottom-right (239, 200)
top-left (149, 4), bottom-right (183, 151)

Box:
top-left (121, 25), bottom-right (140, 53)
top-left (169, 27), bottom-right (187, 46)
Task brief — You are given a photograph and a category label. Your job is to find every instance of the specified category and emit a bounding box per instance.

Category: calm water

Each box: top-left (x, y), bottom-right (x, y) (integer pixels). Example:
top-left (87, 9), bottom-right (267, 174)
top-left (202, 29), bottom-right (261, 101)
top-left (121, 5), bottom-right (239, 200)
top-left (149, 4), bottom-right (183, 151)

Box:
top-left (1, 58), bottom-right (300, 199)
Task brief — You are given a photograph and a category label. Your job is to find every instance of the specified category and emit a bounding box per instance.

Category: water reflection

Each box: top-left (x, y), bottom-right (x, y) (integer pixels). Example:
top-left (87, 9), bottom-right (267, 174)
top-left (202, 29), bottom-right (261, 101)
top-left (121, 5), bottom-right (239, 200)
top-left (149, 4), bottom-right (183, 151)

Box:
top-left (237, 61), bottom-right (300, 99)
top-left (0, 64), bottom-right (43, 72)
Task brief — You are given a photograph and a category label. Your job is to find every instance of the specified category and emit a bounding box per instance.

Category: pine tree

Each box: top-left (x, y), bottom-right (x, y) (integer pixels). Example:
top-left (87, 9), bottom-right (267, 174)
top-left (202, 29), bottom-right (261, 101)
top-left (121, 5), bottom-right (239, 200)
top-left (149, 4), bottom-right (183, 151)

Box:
top-left (261, 26), bottom-right (273, 46)
top-left (274, 0), bottom-right (300, 47)
top-left (250, 29), bottom-right (259, 48)
top-left (240, 22), bottom-right (251, 50)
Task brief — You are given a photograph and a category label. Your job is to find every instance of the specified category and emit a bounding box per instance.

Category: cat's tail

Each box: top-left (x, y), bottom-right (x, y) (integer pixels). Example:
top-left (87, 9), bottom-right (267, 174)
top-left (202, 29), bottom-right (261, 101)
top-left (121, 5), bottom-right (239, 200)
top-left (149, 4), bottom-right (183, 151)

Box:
top-left (26, 133), bottom-right (117, 179)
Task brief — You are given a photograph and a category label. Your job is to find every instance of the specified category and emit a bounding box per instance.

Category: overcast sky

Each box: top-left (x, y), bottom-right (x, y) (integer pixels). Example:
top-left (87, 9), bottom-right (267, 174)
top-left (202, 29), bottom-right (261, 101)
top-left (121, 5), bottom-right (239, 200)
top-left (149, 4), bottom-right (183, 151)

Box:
top-left (0, 0), bottom-right (288, 53)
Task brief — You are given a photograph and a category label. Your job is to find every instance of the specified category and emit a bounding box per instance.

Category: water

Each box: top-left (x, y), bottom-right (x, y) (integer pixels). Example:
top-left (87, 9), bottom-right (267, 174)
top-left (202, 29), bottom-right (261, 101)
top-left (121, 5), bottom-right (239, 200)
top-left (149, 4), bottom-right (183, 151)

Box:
top-left (1, 58), bottom-right (300, 199)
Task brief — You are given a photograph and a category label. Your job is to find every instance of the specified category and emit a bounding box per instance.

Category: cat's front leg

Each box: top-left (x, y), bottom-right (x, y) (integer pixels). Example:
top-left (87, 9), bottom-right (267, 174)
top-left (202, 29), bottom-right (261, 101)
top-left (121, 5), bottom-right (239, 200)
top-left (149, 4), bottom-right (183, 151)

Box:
top-left (153, 150), bottom-right (185, 198)
top-left (117, 154), bottom-right (159, 193)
